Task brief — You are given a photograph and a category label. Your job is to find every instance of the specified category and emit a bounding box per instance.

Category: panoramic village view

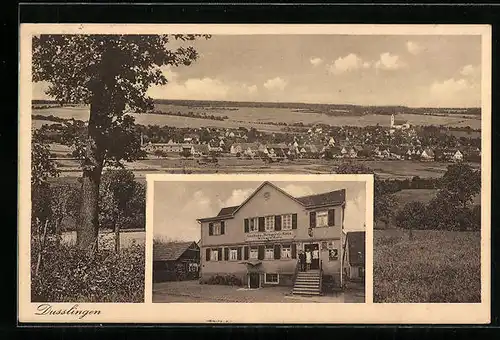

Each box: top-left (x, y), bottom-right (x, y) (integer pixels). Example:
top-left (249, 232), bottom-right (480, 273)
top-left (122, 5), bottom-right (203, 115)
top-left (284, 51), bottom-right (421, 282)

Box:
top-left (30, 34), bottom-right (481, 303)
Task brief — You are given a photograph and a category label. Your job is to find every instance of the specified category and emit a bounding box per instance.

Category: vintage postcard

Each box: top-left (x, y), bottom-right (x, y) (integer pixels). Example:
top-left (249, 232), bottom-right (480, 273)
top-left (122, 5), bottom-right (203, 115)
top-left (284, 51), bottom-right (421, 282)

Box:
top-left (18, 23), bottom-right (490, 324)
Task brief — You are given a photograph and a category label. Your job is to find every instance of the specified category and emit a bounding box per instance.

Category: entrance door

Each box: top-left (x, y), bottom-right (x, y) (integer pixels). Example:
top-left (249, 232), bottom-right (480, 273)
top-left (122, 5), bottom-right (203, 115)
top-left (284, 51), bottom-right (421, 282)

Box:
top-left (304, 243), bottom-right (320, 270)
top-left (249, 273), bottom-right (260, 288)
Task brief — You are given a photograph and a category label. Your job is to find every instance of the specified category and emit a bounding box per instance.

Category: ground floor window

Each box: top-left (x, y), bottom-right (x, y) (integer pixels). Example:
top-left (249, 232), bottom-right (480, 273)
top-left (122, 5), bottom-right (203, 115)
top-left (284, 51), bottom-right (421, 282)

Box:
top-left (265, 273), bottom-right (279, 284)
top-left (249, 247), bottom-right (258, 260)
top-left (210, 249), bottom-right (218, 261)
top-left (281, 245), bottom-right (291, 259)
top-left (265, 246), bottom-right (274, 260)
top-left (229, 248), bottom-right (238, 261)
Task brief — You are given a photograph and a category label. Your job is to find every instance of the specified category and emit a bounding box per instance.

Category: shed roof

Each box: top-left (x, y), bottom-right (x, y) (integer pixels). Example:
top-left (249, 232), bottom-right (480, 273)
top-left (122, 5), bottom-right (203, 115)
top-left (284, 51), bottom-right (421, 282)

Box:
top-left (153, 241), bottom-right (198, 262)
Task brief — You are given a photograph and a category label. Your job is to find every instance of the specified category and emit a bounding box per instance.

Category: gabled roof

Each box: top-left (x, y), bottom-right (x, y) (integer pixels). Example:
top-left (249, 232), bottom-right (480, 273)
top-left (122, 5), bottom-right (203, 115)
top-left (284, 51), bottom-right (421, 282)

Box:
top-left (217, 205), bottom-right (239, 217)
top-left (197, 182), bottom-right (346, 222)
top-left (296, 189), bottom-right (346, 207)
top-left (346, 231), bottom-right (365, 267)
top-left (153, 241), bottom-right (199, 262)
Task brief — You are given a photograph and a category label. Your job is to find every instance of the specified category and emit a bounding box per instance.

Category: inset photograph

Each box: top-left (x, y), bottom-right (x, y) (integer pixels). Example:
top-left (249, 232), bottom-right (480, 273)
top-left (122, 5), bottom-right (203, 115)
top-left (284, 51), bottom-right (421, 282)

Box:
top-left (151, 175), bottom-right (371, 303)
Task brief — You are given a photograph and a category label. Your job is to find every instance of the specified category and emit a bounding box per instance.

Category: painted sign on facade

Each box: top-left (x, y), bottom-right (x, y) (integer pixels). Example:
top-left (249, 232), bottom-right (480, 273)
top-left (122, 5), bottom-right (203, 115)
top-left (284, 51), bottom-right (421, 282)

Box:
top-left (245, 230), bottom-right (295, 242)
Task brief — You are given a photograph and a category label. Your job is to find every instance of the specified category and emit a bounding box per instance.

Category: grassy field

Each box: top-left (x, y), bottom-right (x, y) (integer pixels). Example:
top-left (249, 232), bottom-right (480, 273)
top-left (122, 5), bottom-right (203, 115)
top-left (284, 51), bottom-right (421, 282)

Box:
top-left (53, 157), bottom-right (459, 180)
top-left (32, 103), bottom-right (481, 130)
top-left (373, 229), bottom-right (481, 303)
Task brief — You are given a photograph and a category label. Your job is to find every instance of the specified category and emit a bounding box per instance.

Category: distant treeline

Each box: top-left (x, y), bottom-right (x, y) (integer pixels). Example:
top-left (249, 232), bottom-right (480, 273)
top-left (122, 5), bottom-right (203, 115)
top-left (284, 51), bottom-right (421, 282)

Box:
top-left (149, 109), bottom-right (228, 121)
top-left (153, 99), bottom-right (481, 117)
top-left (33, 114), bottom-right (84, 124)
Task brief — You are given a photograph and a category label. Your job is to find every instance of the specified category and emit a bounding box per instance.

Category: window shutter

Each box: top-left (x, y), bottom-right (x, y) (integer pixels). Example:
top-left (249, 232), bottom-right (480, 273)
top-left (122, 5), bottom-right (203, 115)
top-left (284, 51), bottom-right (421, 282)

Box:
top-left (244, 246), bottom-right (249, 260)
top-left (292, 214), bottom-right (297, 229)
top-left (218, 248), bottom-right (222, 261)
top-left (206, 248), bottom-right (210, 261)
top-left (209, 223), bottom-right (213, 236)
top-left (237, 247), bottom-right (242, 260)
top-left (224, 247), bottom-right (229, 261)
top-left (258, 217), bottom-right (265, 232)
top-left (258, 245), bottom-right (264, 260)
top-left (221, 221), bottom-right (225, 234)
top-left (310, 212), bottom-right (316, 228)
top-left (291, 244), bottom-right (297, 259)
top-left (274, 244), bottom-right (281, 259)
top-left (328, 209), bottom-right (335, 226)
top-left (274, 215), bottom-right (281, 231)
top-left (244, 219), bottom-right (249, 233)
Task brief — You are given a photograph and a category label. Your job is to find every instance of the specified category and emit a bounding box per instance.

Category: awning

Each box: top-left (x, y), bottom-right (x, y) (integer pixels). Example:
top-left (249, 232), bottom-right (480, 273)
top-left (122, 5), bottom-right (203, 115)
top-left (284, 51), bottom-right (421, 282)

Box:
top-left (239, 260), bottom-right (262, 266)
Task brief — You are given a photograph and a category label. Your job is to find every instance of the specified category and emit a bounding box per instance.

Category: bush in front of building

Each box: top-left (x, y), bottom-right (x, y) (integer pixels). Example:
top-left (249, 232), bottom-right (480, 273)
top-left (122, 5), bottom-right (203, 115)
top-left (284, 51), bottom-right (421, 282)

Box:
top-left (31, 237), bottom-right (145, 303)
top-left (203, 274), bottom-right (243, 286)
top-left (321, 274), bottom-right (337, 294)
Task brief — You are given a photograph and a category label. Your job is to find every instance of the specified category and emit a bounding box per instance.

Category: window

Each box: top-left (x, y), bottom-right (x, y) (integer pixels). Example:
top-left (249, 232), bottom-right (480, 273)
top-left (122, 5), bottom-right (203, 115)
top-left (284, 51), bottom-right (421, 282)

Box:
top-left (210, 249), bottom-right (218, 261)
top-left (316, 211), bottom-right (328, 227)
top-left (265, 216), bottom-right (275, 232)
top-left (265, 273), bottom-right (279, 284)
top-left (249, 217), bottom-right (258, 232)
top-left (229, 249), bottom-right (238, 261)
top-left (265, 246), bottom-right (274, 260)
top-left (281, 245), bottom-right (291, 259)
top-left (249, 247), bottom-right (258, 260)
top-left (213, 223), bottom-right (221, 235)
top-left (282, 214), bottom-right (292, 230)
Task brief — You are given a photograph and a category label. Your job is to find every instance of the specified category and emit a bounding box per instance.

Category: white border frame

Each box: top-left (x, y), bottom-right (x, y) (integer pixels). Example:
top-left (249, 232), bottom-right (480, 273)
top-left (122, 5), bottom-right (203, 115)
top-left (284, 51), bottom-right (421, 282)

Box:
top-left (18, 24), bottom-right (491, 324)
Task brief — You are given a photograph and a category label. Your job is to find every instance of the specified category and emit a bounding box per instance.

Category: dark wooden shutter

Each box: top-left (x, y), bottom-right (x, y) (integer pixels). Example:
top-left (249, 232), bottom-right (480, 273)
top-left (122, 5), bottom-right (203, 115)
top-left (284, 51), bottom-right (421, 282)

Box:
top-left (244, 246), bottom-right (249, 260)
top-left (328, 209), bottom-right (335, 226)
top-left (310, 212), bottom-right (316, 228)
top-left (224, 247), bottom-right (229, 261)
top-left (244, 219), bottom-right (249, 233)
top-left (274, 244), bottom-right (281, 259)
top-left (291, 244), bottom-right (297, 259)
top-left (258, 217), bottom-right (265, 232)
top-left (237, 247), bottom-right (242, 260)
top-left (221, 221), bottom-right (225, 234)
top-left (206, 248), bottom-right (210, 261)
top-left (275, 215), bottom-right (281, 231)
top-left (209, 223), bottom-right (213, 235)
top-left (218, 248), bottom-right (222, 261)
top-left (258, 245), bottom-right (264, 260)
top-left (292, 214), bottom-right (297, 229)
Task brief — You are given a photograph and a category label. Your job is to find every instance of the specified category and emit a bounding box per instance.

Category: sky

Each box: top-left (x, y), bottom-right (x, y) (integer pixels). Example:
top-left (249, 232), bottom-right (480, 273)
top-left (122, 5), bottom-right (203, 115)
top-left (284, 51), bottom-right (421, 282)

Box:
top-left (33, 34), bottom-right (482, 108)
top-left (153, 180), bottom-right (367, 242)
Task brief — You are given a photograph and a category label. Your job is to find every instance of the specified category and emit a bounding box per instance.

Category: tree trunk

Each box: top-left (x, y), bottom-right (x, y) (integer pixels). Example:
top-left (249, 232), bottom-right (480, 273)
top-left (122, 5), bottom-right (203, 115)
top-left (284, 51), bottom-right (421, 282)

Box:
top-left (77, 163), bottom-right (102, 254)
top-left (76, 83), bottom-right (107, 254)
top-left (76, 45), bottom-right (121, 254)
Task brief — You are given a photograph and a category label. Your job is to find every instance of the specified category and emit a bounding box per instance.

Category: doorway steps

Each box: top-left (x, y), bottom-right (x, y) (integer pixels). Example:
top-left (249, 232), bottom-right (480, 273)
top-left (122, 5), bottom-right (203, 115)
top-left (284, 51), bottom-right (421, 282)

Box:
top-left (292, 270), bottom-right (322, 296)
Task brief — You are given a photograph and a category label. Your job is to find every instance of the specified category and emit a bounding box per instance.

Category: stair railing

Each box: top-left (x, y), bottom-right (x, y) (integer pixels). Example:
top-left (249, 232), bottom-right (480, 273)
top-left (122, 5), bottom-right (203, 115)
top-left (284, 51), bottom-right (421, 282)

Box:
top-left (291, 258), bottom-right (300, 293)
top-left (319, 259), bottom-right (323, 295)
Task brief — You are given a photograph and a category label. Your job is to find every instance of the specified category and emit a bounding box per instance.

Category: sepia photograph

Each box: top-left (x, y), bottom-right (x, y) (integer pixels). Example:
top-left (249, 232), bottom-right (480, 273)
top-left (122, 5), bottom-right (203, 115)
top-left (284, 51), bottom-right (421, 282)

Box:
top-left (151, 176), bottom-right (368, 303)
top-left (18, 23), bottom-right (490, 324)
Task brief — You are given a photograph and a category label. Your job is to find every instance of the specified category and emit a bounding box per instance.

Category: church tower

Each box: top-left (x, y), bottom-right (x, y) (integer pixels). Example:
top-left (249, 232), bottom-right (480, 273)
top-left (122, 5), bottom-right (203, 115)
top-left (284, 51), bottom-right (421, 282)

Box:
top-left (390, 114), bottom-right (395, 128)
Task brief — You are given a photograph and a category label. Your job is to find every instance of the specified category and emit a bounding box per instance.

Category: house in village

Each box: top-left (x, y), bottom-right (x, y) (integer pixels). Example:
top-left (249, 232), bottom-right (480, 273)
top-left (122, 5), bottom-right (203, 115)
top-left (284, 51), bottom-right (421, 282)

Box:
top-left (197, 181), bottom-right (354, 296)
top-left (453, 149), bottom-right (464, 162)
top-left (191, 144), bottom-right (210, 157)
top-left (342, 231), bottom-right (365, 282)
top-left (420, 148), bottom-right (435, 162)
top-left (153, 241), bottom-right (200, 283)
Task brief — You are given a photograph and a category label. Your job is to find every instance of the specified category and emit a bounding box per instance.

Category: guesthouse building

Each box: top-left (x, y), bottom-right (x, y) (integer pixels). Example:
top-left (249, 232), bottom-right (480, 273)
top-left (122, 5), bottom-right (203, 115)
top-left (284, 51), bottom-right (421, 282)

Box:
top-left (197, 181), bottom-right (351, 295)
